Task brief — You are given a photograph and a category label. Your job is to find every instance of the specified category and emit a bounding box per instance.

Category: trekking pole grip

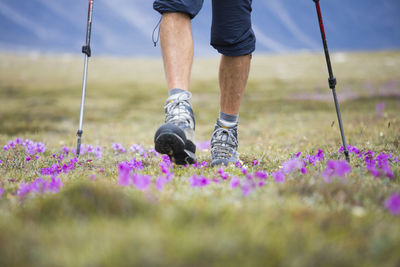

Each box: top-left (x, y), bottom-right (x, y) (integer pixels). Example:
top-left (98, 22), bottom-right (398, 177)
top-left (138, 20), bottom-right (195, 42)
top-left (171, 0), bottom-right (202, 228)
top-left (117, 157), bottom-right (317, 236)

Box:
top-left (82, 0), bottom-right (94, 57)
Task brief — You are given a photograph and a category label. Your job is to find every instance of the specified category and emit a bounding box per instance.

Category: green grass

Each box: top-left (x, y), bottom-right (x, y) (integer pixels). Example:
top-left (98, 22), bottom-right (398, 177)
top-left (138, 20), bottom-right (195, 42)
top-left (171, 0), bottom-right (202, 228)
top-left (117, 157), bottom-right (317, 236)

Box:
top-left (0, 51), bottom-right (399, 266)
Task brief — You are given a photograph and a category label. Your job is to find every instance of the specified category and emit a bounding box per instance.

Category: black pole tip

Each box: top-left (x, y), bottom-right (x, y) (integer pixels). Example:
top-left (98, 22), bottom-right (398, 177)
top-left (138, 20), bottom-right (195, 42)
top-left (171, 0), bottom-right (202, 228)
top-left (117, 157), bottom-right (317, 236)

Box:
top-left (344, 151), bottom-right (350, 163)
top-left (76, 130), bottom-right (83, 158)
top-left (76, 138), bottom-right (81, 158)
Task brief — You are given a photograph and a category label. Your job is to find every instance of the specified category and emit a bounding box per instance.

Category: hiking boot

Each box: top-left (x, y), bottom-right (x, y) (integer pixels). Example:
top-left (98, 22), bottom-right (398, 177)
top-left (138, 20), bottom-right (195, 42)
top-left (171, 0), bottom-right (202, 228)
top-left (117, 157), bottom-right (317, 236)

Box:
top-left (210, 119), bottom-right (238, 167)
top-left (154, 91), bottom-right (196, 165)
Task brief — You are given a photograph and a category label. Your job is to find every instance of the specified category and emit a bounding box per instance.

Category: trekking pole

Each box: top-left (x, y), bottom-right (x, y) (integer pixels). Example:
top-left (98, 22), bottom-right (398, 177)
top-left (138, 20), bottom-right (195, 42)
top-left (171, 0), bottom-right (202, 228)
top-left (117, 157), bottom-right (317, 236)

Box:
top-left (312, 0), bottom-right (350, 162)
top-left (76, 0), bottom-right (94, 157)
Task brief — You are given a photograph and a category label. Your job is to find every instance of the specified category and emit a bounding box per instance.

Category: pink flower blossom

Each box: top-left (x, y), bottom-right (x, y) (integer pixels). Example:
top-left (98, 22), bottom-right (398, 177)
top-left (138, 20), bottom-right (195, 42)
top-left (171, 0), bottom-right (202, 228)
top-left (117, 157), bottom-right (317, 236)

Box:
top-left (376, 102), bottom-right (385, 117)
top-left (230, 177), bottom-right (240, 189)
top-left (272, 171), bottom-right (285, 184)
top-left (156, 176), bottom-right (168, 191)
top-left (188, 175), bottom-right (211, 187)
top-left (255, 171), bottom-right (268, 180)
top-left (322, 160), bottom-right (351, 182)
top-left (112, 143), bottom-right (126, 153)
top-left (218, 167), bottom-right (228, 180)
top-left (282, 158), bottom-right (302, 174)
top-left (385, 193), bottom-right (400, 216)
top-left (196, 141), bottom-right (211, 151)
top-left (241, 181), bottom-right (252, 196)
top-left (132, 174), bottom-right (151, 191)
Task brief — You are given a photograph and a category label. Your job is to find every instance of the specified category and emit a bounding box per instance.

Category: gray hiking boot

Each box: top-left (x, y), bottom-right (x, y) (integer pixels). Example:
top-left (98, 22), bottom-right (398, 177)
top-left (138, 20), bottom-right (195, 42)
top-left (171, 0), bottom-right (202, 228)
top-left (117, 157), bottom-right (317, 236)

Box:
top-left (210, 119), bottom-right (238, 167)
top-left (154, 91), bottom-right (196, 165)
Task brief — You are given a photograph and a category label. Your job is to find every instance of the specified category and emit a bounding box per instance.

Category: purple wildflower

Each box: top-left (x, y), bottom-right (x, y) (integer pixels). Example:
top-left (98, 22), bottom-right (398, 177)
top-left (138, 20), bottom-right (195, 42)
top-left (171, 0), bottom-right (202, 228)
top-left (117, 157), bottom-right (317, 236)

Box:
top-left (241, 167), bottom-right (248, 175)
top-left (48, 176), bottom-right (63, 193)
top-left (196, 141), bottom-right (211, 151)
top-left (3, 145), bottom-right (10, 151)
top-left (272, 171), bottom-right (285, 184)
top-left (159, 155), bottom-right (172, 174)
top-left (165, 173), bottom-right (173, 182)
top-left (25, 156), bottom-right (31, 162)
top-left (255, 171), bottom-right (268, 180)
top-left (296, 152), bottom-right (302, 158)
top-left (218, 167), bottom-right (228, 180)
top-left (304, 149), bottom-right (324, 166)
top-left (188, 175), bottom-right (211, 187)
top-left (17, 177), bottom-right (63, 199)
top-left (365, 152), bottom-right (394, 179)
top-left (112, 143), bottom-right (126, 154)
top-left (322, 160), bottom-right (351, 182)
top-left (252, 159), bottom-right (259, 166)
top-left (348, 145), bottom-right (360, 155)
top-left (376, 102), bottom-right (385, 117)
top-left (282, 158), bottom-right (302, 174)
top-left (148, 148), bottom-right (159, 157)
top-left (94, 146), bottom-right (102, 158)
top-left (30, 178), bottom-right (48, 194)
top-left (316, 149), bottom-right (324, 161)
top-left (35, 142), bottom-right (46, 153)
top-left (8, 141), bottom-right (16, 149)
top-left (0, 188), bottom-right (3, 197)
top-left (15, 138), bottom-right (23, 145)
top-left (156, 176), bottom-right (168, 191)
top-left (130, 144), bottom-right (147, 157)
top-left (62, 146), bottom-right (70, 154)
top-left (132, 174), bottom-right (151, 191)
top-left (384, 193), bottom-right (400, 216)
top-left (241, 181), bottom-right (252, 196)
top-left (213, 178), bottom-right (221, 183)
top-left (86, 145), bottom-right (94, 154)
top-left (230, 177), bottom-right (240, 189)
top-left (235, 161), bottom-right (242, 168)
top-left (201, 161), bottom-right (208, 168)
top-left (17, 182), bottom-right (32, 198)
top-left (118, 168), bottom-right (131, 186)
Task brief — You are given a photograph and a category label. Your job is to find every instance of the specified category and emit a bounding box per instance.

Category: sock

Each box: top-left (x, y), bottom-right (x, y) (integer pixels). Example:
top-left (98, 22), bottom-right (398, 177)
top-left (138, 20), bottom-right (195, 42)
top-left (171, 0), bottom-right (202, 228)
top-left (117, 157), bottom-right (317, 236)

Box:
top-left (169, 88), bottom-right (187, 96)
top-left (219, 111), bottom-right (238, 128)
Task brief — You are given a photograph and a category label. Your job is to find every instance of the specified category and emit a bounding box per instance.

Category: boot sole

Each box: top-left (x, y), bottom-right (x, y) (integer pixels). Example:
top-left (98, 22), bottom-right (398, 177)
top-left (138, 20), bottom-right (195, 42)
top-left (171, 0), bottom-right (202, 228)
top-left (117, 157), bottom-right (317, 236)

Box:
top-left (154, 123), bottom-right (196, 165)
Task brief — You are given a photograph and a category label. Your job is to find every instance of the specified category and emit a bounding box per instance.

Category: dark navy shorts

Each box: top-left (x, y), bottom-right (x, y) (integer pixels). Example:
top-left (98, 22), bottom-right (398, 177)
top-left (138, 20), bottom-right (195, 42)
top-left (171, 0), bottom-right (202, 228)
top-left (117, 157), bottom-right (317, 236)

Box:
top-left (153, 0), bottom-right (255, 56)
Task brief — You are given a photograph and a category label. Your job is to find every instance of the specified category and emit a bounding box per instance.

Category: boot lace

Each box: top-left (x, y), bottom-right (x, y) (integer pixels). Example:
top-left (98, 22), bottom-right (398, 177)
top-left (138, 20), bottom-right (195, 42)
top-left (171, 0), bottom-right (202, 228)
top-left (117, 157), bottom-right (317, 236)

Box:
top-left (164, 93), bottom-right (194, 129)
top-left (211, 127), bottom-right (238, 160)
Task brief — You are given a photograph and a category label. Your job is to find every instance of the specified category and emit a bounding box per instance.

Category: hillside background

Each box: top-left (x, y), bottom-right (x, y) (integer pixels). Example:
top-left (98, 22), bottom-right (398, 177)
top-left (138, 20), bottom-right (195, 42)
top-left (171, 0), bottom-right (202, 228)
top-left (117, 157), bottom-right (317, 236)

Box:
top-left (1, 0), bottom-right (399, 56)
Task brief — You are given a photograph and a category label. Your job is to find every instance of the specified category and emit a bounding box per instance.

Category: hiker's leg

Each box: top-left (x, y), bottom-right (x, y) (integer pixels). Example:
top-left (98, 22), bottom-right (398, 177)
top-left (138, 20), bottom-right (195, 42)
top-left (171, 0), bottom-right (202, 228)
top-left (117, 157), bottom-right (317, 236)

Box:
top-left (160, 13), bottom-right (192, 91)
top-left (153, 0), bottom-right (204, 165)
top-left (211, 0), bottom-right (255, 117)
top-left (218, 55), bottom-right (251, 115)
top-left (210, 0), bottom-right (255, 166)
top-left (154, 0), bottom-right (204, 91)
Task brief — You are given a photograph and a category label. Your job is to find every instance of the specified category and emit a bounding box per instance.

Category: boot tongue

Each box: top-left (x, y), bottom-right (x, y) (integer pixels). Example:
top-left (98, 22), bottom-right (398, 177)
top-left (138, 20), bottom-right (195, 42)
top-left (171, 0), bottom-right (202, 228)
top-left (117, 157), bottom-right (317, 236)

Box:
top-left (166, 91), bottom-right (191, 103)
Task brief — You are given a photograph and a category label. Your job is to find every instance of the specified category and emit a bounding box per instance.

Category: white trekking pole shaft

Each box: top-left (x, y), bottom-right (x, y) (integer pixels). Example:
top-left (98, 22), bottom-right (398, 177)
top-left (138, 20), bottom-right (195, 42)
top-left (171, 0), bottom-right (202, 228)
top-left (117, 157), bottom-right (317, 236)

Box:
top-left (77, 0), bottom-right (94, 157)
